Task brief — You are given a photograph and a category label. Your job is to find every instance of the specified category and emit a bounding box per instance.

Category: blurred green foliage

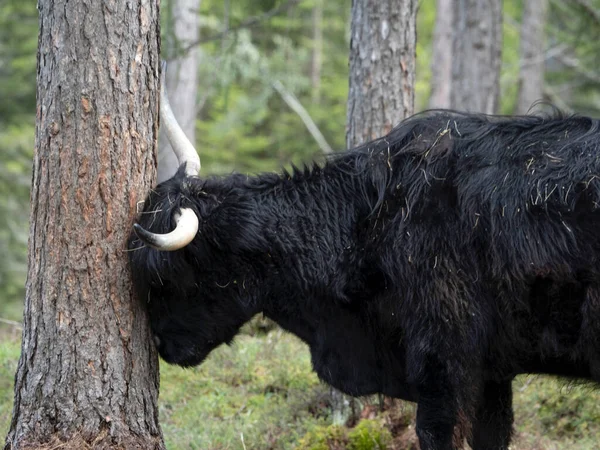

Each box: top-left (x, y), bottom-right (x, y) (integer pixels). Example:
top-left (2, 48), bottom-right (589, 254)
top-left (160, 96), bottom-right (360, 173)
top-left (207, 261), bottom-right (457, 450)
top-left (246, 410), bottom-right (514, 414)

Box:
top-left (192, 0), bottom-right (350, 175)
top-left (0, 1), bottom-right (37, 123)
top-left (544, 0), bottom-right (600, 115)
top-left (0, 0), bottom-right (36, 318)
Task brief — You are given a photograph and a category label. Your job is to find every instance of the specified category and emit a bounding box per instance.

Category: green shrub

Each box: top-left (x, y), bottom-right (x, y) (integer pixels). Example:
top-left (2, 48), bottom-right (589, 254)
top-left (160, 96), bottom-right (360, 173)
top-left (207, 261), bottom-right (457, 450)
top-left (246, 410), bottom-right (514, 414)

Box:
top-left (295, 424), bottom-right (346, 450)
top-left (347, 419), bottom-right (392, 450)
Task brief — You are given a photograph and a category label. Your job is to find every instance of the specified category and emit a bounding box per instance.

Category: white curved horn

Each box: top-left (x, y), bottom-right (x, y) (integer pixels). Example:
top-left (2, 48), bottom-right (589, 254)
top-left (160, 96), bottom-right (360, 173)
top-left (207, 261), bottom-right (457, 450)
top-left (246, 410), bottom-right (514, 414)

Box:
top-left (160, 63), bottom-right (201, 176)
top-left (133, 208), bottom-right (199, 251)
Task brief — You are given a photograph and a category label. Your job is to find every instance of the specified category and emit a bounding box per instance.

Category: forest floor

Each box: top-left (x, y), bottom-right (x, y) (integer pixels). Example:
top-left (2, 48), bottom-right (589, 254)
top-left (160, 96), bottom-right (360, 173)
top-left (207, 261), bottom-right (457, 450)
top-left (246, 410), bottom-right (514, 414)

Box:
top-left (1, 322), bottom-right (599, 449)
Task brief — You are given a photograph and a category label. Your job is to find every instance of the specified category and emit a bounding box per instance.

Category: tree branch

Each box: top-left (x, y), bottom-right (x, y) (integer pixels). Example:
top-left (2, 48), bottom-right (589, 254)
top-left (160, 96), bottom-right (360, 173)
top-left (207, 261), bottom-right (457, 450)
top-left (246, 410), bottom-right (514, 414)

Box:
top-left (271, 79), bottom-right (333, 154)
top-left (0, 317), bottom-right (23, 329)
top-left (519, 44), bottom-right (568, 69)
top-left (555, 53), bottom-right (600, 84)
top-left (566, 0), bottom-right (600, 26)
top-left (543, 86), bottom-right (574, 114)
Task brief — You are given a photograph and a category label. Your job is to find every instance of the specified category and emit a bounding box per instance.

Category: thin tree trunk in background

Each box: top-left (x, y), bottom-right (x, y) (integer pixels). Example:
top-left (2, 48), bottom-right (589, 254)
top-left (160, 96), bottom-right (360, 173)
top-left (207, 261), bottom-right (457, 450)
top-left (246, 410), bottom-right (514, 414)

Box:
top-left (429, 0), bottom-right (453, 109)
top-left (346, 0), bottom-right (416, 147)
top-left (516, 0), bottom-right (548, 114)
top-left (4, 0), bottom-right (163, 448)
top-left (450, 0), bottom-right (502, 114)
top-left (158, 0), bottom-right (201, 183)
top-left (336, 0), bottom-right (416, 426)
top-left (310, 0), bottom-right (323, 104)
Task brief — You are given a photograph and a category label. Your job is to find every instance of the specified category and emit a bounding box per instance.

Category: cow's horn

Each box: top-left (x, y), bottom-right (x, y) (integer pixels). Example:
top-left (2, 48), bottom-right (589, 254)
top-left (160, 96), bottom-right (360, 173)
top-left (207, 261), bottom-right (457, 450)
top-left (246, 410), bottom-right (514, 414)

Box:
top-left (160, 62), bottom-right (201, 176)
top-left (133, 208), bottom-right (199, 251)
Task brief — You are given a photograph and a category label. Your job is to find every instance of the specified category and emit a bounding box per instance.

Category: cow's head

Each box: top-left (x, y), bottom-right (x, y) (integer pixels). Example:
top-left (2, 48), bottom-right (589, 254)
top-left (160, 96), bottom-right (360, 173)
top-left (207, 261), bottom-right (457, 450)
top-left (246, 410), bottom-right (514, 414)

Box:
top-left (129, 64), bottom-right (259, 366)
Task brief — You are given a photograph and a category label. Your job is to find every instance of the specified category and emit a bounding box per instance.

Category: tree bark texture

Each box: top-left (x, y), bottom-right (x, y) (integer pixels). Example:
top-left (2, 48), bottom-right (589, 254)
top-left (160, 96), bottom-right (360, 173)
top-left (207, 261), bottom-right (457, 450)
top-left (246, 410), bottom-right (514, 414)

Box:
top-left (339, 0), bottom-right (416, 426)
top-left (157, 0), bottom-right (201, 183)
top-left (450, 0), bottom-right (502, 114)
top-left (516, 0), bottom-right (548, 114)
top-left (5, 0), bottom-right (163, 449)
top-left (429, 0), bottom-right (453, 109)
top-left (346, 0), bottom-right (417, 148)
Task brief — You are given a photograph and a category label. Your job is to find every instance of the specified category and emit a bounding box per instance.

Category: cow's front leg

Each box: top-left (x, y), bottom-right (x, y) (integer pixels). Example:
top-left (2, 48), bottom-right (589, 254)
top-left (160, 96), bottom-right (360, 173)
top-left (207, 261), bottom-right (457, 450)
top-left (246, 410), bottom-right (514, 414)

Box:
top-left (416, 396), bottom-right (457, 449)
top-left (469, 379), bottom-right (513, 450)
top-left (415, 359), bottom-right (460, 450)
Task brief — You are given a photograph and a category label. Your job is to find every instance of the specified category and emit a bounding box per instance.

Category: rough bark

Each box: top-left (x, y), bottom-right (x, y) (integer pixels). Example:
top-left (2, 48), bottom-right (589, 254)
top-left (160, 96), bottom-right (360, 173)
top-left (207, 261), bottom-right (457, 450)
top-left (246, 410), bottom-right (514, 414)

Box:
top-left (516, 0), bottom-right (548, 114)
top-left (450, 0), bottom-right (502, 114)
top-left (339, 0), bottom-right (416, 425)
top-left (346, 0), bottom-right (416, 148)
top-left (429, 0), bottom-right (453, 109)
top-left (158, 0), bottom-right (201, 183)
top-left (4, 0), bottom-right (163, 449)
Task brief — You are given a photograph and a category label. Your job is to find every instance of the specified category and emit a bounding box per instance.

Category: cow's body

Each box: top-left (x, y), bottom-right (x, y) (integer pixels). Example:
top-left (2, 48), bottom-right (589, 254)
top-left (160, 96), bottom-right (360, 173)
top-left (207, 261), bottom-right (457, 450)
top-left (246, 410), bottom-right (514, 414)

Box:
top-left (130, 110), bottom-right (600, 449)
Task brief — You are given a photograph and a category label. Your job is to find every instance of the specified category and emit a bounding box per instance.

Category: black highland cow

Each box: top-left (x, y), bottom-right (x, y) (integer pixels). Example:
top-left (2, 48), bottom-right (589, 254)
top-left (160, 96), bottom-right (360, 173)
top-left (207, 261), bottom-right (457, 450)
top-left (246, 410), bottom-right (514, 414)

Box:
top-left (129, 74), bottom-right (600, 450)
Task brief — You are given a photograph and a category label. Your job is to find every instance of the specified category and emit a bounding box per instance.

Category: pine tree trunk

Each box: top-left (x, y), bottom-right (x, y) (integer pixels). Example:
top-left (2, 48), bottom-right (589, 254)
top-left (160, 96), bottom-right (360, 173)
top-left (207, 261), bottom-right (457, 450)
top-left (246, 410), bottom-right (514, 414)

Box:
top-left (158, 0), bottom-right (201, 183)
top-left (450, 0), bottom-right (502, 114)
top-left (429, 0), bottom-right (453, 109)
top-left (346, 0), bottom-right (416, 147)
top-left (516, 0), bottom-right (548, 114)
top-left (4, 0), bottom-right (163, 448)
top-left (339, 0), bottom-right (417, 426)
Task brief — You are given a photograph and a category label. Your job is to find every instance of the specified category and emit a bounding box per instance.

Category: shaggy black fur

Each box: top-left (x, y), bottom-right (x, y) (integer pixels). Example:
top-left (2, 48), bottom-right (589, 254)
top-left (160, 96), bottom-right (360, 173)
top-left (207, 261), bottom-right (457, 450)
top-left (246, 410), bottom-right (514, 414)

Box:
top-left (129, 110), bottom-right (600, 450)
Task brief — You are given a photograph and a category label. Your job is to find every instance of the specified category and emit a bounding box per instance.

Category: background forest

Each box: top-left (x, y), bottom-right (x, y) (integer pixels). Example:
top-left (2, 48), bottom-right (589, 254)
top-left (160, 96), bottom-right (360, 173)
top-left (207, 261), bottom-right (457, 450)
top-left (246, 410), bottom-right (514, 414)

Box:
top-left (1, 0), bottom-right (600, 448)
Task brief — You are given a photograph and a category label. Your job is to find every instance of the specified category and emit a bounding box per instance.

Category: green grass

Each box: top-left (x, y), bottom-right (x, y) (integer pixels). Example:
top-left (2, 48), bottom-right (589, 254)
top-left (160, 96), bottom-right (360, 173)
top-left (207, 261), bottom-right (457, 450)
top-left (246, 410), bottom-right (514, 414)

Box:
top-left (0, 328), bottom-right (20, 438)
top-left (159, 328), bottom-right (331, 450)
top-left (512, 376), bottom-right (600, 449)
top-left (1, 326), bottom-right (600, 449)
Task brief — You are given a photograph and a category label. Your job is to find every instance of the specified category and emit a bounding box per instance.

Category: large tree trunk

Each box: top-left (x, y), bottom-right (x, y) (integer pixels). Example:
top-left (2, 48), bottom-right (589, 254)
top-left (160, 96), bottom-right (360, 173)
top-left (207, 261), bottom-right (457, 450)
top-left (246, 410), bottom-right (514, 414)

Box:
top-left (450, 0), bottom-right (502, 114)
top-left (158, 0), bottom-right (201, 183)
top-left (337, 0), bottom-right (416, 426)
top-left (346, 0), bottom-right (416, 147)
top-left (516, 0), bottom-right (548, 114)
top-left (429, 0), bottom-right (453, 109)
top-left (4, 1), bottom-right (163, 449)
